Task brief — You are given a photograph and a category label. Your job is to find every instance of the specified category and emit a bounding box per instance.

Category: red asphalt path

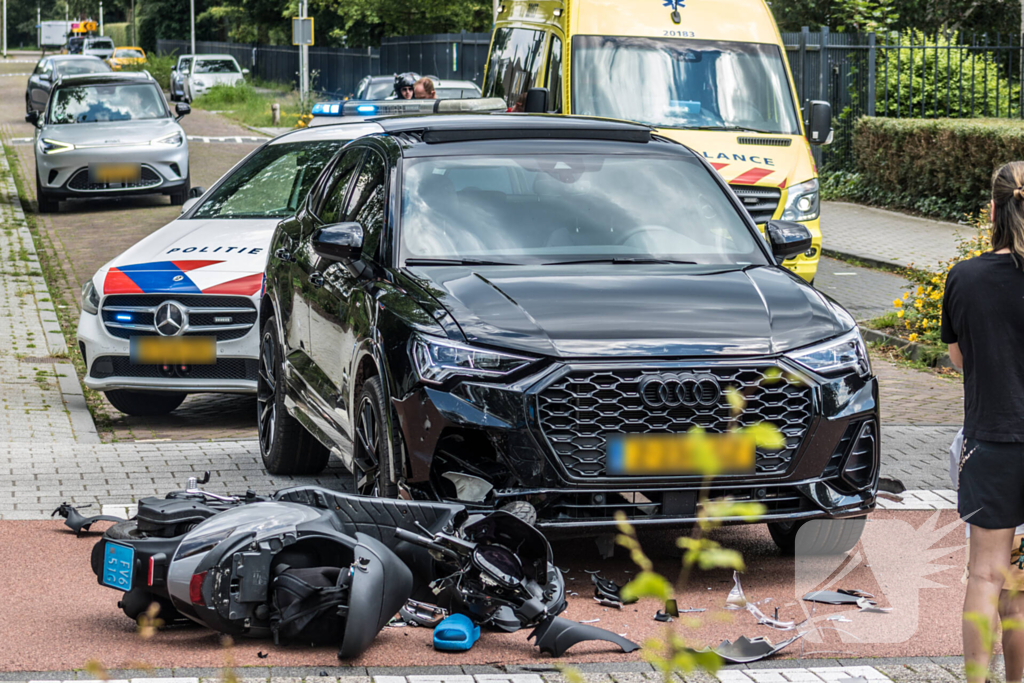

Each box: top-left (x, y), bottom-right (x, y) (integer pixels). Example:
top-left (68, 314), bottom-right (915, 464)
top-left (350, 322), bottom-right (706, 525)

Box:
top-left (0, 510), bottom-right (968, 671)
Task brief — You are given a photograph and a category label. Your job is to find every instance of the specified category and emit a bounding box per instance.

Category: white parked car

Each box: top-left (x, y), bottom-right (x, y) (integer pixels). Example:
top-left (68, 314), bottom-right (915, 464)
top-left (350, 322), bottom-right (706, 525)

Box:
top-left (170, 54), bottom-right (249, 103)
top-left (82, 36), bottom-right (115, 60)
top-left (75, 121), bottom-right (380, 416)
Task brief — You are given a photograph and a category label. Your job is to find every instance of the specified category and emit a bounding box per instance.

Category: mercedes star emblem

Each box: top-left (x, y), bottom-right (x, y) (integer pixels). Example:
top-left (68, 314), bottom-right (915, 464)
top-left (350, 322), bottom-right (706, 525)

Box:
top-left (155, 302), bottom-right (186, 336)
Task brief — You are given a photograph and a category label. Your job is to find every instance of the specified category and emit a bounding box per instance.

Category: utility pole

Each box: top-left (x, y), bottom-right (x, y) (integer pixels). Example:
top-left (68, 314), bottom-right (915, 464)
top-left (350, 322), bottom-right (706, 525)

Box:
top-left (3, 0), bottom-right (7, 59)
top-left (299, 0), bottom-right (309, 105)
top-left (131, 0), bottom-right (135, 46)
top-left (99, 0), bottom-right (103, 35)
top-left (190, 0), bottom-right (195, 56)
top-left (37, 5), bottom-right (40, 49)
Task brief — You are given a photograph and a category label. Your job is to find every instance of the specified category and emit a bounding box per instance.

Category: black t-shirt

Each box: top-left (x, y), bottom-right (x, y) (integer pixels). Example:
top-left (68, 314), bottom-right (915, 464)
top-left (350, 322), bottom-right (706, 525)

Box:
top-left (941, 252), bottom-right (1024, 442)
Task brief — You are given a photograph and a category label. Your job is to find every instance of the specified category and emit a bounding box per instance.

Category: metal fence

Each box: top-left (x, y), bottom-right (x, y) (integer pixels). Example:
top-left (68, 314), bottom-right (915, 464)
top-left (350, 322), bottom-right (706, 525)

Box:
top-left (783, 29), bottom-right (1024, 169)
top-left (157, 32), bottom-right (491, 97)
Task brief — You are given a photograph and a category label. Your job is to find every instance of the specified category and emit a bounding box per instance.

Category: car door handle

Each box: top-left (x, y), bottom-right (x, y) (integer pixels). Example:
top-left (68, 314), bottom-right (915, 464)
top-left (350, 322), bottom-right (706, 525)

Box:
top-left (274, 247), bottom-right (293, 262)
top-left (309, 271), bottom-right (324, 288)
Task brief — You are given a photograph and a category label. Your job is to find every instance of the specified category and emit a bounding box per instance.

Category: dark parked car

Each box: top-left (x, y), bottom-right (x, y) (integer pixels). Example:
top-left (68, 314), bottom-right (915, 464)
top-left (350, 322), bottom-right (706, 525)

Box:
top-left (26, 55), bottom-right (111, 113)
top-left (258, 114), bottom-right (879, 551)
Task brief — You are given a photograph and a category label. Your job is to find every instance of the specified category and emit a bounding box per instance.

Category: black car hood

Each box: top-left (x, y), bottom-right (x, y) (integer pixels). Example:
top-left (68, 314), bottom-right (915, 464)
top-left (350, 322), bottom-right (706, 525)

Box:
top-left (404, 264), bottom-right (844, 358)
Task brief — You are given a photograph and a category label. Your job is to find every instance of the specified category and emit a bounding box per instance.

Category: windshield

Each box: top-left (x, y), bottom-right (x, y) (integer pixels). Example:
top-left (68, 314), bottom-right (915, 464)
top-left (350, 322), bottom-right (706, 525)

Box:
top-left (87, 39), bottom-right (113, 49)
top-left (363, 80), bottom-right (395, 100)
top-left (49, 83), bottom-right (168, 124)
top-left (195, 59), bottom-right (239, 73)
top-left (56, 60), bottom-right (111, 75)
top-left (399, 154), bottom-right (766, 266)
top-left (572, 36), bottom-right (800, 134)
top-left (192, 140), bottom-right (347, 219)
top-left (436, 87), bottom-right (480, 99)
top-left (114, 48), bottom-right (145, 59)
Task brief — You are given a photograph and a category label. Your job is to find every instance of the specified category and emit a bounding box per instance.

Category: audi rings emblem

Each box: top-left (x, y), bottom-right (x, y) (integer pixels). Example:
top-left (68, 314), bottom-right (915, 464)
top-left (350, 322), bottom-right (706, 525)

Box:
top-left (638, 373), bottom-right (722, 408)
top-left (155, 301), bottom-right (187, 336)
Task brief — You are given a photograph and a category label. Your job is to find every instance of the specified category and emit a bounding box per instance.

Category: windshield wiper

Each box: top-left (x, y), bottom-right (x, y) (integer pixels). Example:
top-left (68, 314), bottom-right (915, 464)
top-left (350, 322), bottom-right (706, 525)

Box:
top-left (696, 124), bottom-right (781, 135)
top-left (542, 257), bottom-right (698, 265)
top-left (403, 258), bottom-right (517, 266)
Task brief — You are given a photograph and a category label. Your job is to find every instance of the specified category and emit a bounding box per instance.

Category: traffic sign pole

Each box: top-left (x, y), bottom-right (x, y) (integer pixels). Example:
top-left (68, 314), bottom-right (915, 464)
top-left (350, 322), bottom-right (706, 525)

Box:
top-left (99, 0), bottom-right (103, 35)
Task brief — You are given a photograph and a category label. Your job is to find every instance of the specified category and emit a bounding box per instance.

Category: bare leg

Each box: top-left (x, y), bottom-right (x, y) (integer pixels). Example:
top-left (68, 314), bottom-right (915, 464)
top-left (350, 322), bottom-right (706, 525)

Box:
top-left (965, 526), bottom-right (1015, 683)
top-left (999, 589), bottom-right (1024, 683)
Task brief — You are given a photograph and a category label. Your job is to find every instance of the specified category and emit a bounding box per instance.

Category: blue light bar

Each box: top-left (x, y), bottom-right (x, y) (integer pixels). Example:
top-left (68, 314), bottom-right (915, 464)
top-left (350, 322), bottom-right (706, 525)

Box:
top-left (356, 104), bottom-right (376, 114)
top-left (311, 102), bottom-right (344, 116)
top-left (115, 314), bottom-right (132, 322)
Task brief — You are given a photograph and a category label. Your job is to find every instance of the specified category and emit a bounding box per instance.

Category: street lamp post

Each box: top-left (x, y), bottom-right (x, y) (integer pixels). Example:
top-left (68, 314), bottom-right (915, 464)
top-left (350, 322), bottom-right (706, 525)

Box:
top-left (190, 0), bottom-right (195, 56)
top-left (99, 0), bottom-right (103, 35)
top-left (3, 0), bottom-right (8, 59)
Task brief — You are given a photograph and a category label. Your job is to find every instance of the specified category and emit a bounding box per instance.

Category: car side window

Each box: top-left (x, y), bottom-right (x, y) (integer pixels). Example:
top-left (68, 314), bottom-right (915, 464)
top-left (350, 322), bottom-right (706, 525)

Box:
top-left (343, 151), bottom-right (387, 261)
top-left (180, 57), bottom-right (191, 73)
top-left (546, 35), bottom-right (563, 114)
top-left (33, 59), bottom-right (45, 75)
top-left (318, 149), bottom-right (365, 224)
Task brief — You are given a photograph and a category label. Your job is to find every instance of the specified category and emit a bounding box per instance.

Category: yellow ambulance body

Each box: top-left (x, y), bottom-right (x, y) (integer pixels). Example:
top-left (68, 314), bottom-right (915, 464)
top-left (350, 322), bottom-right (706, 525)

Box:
top-left (482, 0), bottom-right (826, 281)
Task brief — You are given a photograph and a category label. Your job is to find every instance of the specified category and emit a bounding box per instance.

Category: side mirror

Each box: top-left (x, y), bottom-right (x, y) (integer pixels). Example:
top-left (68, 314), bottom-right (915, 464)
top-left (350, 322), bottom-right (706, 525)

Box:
top-left (175, 102), bottom-right (191, 120)
top-left (806, 100), bottom-right (833, 146)
top-left (181, 197), bottom-right (200, 214)
top-left (313, 222), bottom-right (363, 262)
top-left (766, 220), bottom-right (813, 261)
top-left (40, 72), bottom-right (52, 82)
top-left (524, 87), bottom-right (548, 113)
top-left (25, 110), bottom-right (39, 126)
top-left (188, 186), bottom-right (205, 198)
top-left (241, 68), bottom-right (250, 75)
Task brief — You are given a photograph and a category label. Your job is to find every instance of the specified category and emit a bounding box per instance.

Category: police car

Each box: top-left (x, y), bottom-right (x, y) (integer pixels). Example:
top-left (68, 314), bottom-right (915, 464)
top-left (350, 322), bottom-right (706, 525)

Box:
top-left (309, 97), bottom-right (505, 126)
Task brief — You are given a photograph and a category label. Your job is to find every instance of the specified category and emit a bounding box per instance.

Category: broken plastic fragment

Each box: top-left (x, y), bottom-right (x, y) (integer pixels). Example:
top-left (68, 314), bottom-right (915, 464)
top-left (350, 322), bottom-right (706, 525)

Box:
top-left (856, 597), bottom-right (892, 613)
top-left (727, 571), bottom-right (804, 630)
top-left (51, 502), bottom-right (124, 536)
top-left (704, 633), bottom-right (804, 664)
top-left (803, 590), bottom-right (866, 605)
top-left (400, 599), bottom-right (448, 627)
top-left (591, 573), bottom-right (637, 607)
top-left (580, 618), bottom-right (600, 623)
top-left (654, 610), bottom-right (673, 622)
top-left (826, 614), bottom-right (853, 622)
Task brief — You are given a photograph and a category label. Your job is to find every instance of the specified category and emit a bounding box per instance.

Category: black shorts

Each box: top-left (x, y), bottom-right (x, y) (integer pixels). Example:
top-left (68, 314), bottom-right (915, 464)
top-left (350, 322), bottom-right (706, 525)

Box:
top-left (959, 437), bottom-right (1024, 529)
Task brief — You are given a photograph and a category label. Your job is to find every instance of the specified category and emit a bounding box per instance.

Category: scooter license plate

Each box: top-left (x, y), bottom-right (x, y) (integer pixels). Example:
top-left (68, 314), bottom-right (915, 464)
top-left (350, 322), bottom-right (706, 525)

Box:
top-left (101, 542), bottom-right (135, 591)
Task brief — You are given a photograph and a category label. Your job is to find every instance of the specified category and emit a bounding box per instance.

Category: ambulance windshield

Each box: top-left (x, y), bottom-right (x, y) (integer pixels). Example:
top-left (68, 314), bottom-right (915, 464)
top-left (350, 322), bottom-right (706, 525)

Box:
top-left (572, 36), bottom-right (801, 135)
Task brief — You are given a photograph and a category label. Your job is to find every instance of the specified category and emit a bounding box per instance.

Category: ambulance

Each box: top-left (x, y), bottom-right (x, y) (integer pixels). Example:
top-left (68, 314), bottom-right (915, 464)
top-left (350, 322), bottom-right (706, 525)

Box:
top-left (482, 0), bottom-right (833, 282)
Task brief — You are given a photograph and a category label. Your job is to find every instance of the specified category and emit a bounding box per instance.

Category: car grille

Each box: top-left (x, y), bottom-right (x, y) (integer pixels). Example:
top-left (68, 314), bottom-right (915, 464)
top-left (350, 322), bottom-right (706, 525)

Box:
top-left (101, 295), bottom-right (257, 341)
top-left (90, 356), bottom-right (257, 381)
top-left (67, 165), bottom-right (162, 191)
top-left (731, 185), bottom-right (781, 224)
top-left (537, 365), bottom-right (814, 480)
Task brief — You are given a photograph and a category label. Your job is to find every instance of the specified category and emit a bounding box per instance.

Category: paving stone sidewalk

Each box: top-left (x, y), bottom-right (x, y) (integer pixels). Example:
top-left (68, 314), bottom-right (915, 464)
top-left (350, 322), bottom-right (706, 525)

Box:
top-left (821, 201), bottom-right (963, 270)
top-left (0, 147), bottom-right (97, 444)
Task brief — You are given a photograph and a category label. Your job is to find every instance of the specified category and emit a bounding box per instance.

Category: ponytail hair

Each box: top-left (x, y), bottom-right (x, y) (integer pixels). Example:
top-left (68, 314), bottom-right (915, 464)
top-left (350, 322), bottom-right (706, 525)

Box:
top-left (991, 161), bottom-right (1024, 268)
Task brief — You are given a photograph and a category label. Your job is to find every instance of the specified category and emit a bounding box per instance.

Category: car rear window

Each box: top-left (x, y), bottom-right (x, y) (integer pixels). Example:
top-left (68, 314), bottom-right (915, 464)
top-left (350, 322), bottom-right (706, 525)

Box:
top-left (115, 48), bottom-right (145, 59)
top-left (49, 83), bottom-right (167, 123)
top-left (87, 39), bottom-right (114, 48)
top-left (57, 60), bottom-right (111, 75)
top-left (195, 59), bottom-right (239, 74)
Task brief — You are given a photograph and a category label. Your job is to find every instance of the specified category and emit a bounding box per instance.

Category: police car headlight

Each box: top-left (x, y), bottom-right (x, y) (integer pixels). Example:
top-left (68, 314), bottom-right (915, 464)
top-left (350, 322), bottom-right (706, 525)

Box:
top-left (411, 334), bottom-right (535, 384)
top-left (786, 329), bottom-right (870, 378)
top-left (81, 280), bottom-right (100, 315)
top-left (41, 138), bottom-right (75, 155)
top-left (152, 132), bottom-right (184, 147)
top-left (781, 178), bottom-right (820, 222)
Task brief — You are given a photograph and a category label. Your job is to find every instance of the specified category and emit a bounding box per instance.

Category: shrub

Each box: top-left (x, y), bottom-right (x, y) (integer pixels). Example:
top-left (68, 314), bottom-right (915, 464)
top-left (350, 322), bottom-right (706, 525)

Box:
top-left (888, 214), bottom-right (991, 344)
top-left (876, 30), bottom-right (1019, 119)
top-left (852, 116), bottom-right (1024, 219)
top-left (192, 83), bottom-right (308, 128)
top-left (102, 23), bottom-right (130, 48)
top-left (117, 53), bottom-right (176, 91)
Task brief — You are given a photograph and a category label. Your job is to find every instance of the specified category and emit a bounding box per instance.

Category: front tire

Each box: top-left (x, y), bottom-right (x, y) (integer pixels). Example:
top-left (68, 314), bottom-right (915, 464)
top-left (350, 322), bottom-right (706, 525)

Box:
top-left (105, 389), bottom-right (187, 416)
top-left (353, 376), bottom-right (399, 497)
top-left (768, 516), bottom-right (866, 556)
top-left (169, 178), bottom-right (190, 206)
top-left (36, 173), bottom-right (59, 214)
top-left (258, 316), bottom-right (329, 474)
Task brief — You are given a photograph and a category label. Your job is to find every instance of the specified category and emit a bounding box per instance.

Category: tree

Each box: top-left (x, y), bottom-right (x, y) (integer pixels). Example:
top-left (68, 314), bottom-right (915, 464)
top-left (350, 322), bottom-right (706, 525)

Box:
top-left (308, 0), bottom-right (491, 47)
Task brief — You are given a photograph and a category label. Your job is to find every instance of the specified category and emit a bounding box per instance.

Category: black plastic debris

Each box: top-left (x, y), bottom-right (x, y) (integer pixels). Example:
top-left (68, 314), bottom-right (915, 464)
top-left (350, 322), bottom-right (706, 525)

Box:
top-left (257, 651), bottom-right (268, 659)
top-left (665, 599), bottom-right (679, 617)
top-left (399, 599), bottom-right (448, 627)
top-left (51, 502), bottom-right (124, 536)
top-left (802, 589), bottom-right (873, 605)
top-left (529, 616), bottom-right (640, 657)
top-left (654, 610), bottom-right (673, 622)
top-left (705, 633), bottom-right (804, 664)
top-left (592, 573), bottom-right (638, 609)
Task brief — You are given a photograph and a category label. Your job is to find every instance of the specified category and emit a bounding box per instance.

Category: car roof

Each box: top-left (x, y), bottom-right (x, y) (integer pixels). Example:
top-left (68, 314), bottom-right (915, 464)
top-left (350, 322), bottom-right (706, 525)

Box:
top-left (50, 54), bottom-right (106, 61)
top-left (376, 113), bottom-right (653, 139)
top-left (194, 54), bottom-right (237, 60)
top-left (55, 72), bottom-right (154, 86)
top-left (268, 120), bottom-right (385, 145)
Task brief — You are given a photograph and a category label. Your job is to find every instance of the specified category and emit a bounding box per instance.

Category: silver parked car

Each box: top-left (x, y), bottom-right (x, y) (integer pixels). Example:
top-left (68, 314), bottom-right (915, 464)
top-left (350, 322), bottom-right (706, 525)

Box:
top-left (170, 54), bottom-right (248, 102)
top-left (26, 72), bottom-right (191, 213)
top-left (82, 36), bottom-right (115, 60)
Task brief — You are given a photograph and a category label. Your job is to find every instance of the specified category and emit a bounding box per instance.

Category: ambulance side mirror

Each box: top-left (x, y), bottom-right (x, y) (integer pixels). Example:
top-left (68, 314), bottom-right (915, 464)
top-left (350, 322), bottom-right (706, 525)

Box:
top-left (806, 100), bottom-right (833, 146)
top-left (524, 88), bottom-right (549, 113)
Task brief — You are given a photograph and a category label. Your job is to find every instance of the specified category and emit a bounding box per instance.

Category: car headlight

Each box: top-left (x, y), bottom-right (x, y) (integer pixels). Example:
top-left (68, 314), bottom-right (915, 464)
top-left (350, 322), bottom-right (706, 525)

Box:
top-left (193, 78), bottom-right (206, 87)
top-left (152, 132), bottom-right (184, 147)
top-left (41, 138), bottom-right (74, 154)
top-left (786, 328), bottom-right (871, 378)
top-left (81, 280), bottom-right (100, 315)
top-left (781, 178), bottom-right (820, 222)
top-left (411, 334), bottom-right (535, 384)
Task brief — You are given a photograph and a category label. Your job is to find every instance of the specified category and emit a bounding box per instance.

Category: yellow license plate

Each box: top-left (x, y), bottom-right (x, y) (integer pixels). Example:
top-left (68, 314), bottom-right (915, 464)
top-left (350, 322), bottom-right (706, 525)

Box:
top-left (90, 163), bottom-right (141, 184)
top-left (130, 336), bottom-right (216, 365)
top-left (607, 433), bottom-right (755, 476)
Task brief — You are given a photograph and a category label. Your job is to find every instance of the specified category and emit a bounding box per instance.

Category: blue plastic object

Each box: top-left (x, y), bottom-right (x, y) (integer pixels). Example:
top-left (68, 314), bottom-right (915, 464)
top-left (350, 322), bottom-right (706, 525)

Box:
top-left (433, 613), bottom-right (480, 652)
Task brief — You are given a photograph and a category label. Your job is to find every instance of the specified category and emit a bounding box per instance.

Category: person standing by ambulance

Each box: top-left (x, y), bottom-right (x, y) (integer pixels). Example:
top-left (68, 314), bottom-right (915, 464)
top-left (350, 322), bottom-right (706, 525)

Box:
top-left (943, 161), bottom-right (1024, 683)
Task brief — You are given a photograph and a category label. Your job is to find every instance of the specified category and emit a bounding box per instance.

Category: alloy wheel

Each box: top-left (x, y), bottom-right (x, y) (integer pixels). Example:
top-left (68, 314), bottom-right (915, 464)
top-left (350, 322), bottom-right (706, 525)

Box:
top-left (355, 394), bottom-right (382, 495)
top-left (257, 330), bottom-right (277, 455)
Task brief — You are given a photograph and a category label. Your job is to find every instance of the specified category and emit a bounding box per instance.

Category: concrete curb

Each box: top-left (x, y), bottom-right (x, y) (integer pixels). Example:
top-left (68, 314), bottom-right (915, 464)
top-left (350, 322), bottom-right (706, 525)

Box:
top-left (822, 248), bottom-right (909, 274)
top-left (859, 326), bottom-right (960, 372)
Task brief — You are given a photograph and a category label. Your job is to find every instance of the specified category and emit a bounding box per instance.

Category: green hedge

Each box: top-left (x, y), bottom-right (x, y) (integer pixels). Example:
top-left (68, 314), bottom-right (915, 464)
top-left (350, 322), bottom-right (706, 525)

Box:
top-left (850, 117), bottom-right (1024, 219)
top-left (103, 23), bottom-right (131, 47)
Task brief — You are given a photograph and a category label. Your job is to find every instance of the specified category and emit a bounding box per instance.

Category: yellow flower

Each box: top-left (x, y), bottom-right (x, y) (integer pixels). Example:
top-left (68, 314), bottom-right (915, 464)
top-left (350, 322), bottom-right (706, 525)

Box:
top-left (908, 333), bottom-right (918, 342)
top-left (897, 310), bottom-right (904, 318)
top-left (930, 291), bottom-right (941, 300)
top-left (931, 277), bottom-right (939, 284)
top-left (893, 299), bottom-right (902, 308)
top-left (974, 250), bottom-right (982, 256)
top-left (914, 299), bottom-right (923, 308)
top-left (903, 292), bottom-right (910, 299)
top-left (916, 286), bottom-right (924, 295)
top-left (922, 319), bottom-right (929, 327)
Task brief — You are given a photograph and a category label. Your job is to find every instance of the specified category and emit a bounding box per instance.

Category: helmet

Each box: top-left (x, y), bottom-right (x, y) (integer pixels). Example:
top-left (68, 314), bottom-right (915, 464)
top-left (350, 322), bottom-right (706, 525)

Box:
top-left (394, 72), bottom-right (418, 97)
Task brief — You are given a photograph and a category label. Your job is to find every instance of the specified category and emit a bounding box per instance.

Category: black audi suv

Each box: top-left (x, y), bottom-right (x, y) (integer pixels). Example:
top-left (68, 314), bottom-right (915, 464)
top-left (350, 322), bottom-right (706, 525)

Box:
top-left (258, 114), bottom-right (879, 551)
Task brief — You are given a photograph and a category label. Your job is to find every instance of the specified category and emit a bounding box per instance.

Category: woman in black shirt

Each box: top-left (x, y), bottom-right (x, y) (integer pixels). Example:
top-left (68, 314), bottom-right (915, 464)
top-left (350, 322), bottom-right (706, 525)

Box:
top-left (942, 161), bottom-right (1024, 683)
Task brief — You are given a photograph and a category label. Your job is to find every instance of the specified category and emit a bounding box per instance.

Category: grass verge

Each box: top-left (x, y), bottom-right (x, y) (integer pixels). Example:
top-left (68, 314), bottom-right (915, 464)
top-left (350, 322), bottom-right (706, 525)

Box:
top-left (192, 82), bottom-right (306, 128)
top-left (1, 140), bottom-right (116, 436)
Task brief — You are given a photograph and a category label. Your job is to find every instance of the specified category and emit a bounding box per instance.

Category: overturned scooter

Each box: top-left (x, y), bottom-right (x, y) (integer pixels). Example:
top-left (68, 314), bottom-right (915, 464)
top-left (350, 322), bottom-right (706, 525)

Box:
top-left (91, 482), bottom-right (638, 658)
